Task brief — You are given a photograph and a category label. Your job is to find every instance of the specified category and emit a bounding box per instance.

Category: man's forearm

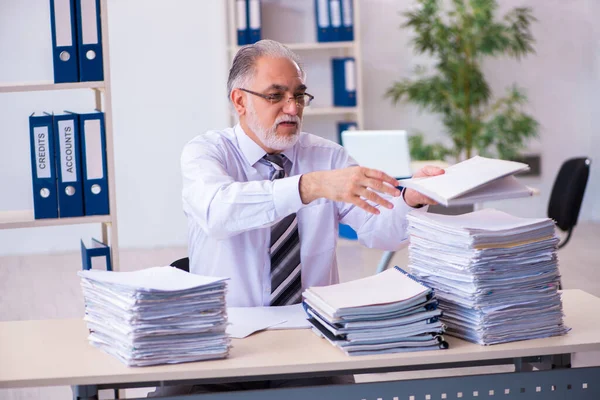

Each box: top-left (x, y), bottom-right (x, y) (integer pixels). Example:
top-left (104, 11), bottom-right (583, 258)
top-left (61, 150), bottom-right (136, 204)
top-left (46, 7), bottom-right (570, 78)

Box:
top-left (299, 171), bottom-right (323, 204)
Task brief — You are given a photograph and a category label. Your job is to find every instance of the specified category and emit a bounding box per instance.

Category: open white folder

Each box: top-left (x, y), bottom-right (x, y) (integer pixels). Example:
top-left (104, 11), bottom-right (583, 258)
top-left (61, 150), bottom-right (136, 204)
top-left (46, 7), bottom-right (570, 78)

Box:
top-left (397, 156), bottom-right (534, 206)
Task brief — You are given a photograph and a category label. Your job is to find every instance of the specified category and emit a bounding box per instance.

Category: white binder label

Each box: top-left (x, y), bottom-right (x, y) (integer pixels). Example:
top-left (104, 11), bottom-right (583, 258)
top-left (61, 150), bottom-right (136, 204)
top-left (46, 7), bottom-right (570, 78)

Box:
top-left (91, 255), bottom-right (107, 270)
top-left (236, 0), bottom-right (247, 30)
top-left (342, 0), bottom-right (352, 27)
top-left (317, 0), bottom-right (329, 28)
top-left (54, 0), bottom-right (73, 47)
top-left (84, 119), bottom-right (104, 180)
top-left (330, 0), bottom-right (342, 28)
top-left (344, 59), bottom-right (356, 92)
top-left (58, 119), bottom-right (77, 183)
top-left (249, 0), bottom-right (261, 30)
top-left (34, 127), bottom-right (51, 179)
top-left (80, 0), bottom-right (99, 45)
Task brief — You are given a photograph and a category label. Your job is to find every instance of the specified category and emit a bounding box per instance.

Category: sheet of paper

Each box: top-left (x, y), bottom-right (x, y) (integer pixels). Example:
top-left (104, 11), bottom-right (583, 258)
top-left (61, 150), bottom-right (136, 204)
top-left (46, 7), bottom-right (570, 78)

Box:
top-left (408, 208), bottom-right (551, 232)
top-left (78, 266), bottom-right (228, 292)
top-left (226, 304), bottom-right (311, 338)
top-left (264, 304), bottom-right (311, 330)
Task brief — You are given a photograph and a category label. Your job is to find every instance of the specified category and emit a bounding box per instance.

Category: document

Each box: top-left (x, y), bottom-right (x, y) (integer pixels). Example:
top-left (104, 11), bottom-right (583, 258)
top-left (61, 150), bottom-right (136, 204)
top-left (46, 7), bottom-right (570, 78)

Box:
top-left (226, 304), bottom-right (310, 339)
top-left (397, 156), bottom-right (533, 206)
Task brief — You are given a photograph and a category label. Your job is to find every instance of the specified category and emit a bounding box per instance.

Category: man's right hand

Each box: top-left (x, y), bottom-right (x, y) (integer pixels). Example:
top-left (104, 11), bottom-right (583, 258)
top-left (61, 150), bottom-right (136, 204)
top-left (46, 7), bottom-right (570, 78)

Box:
top-left (299, 167), bottom-right (401, 215)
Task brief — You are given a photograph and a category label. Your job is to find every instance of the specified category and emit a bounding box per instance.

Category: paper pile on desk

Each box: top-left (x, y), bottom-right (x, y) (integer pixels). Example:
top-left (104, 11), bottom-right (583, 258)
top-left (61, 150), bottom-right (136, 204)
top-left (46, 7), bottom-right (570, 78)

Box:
top-left (78, 266), bottom-right (230, 366)
top-left (303, 267), bottom-right (448, 356)
top-left (407, 208), bottom-right (570, 345)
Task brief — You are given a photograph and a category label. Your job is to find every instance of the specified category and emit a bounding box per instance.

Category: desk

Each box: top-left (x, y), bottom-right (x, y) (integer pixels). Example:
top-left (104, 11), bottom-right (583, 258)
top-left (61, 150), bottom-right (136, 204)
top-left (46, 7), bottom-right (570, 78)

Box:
top-left (1, 290), bottom-right (600, 400)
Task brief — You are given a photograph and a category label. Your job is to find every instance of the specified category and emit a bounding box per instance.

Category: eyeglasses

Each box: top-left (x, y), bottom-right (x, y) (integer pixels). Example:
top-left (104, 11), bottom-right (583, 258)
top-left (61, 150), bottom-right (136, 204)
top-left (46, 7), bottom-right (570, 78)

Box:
top-left (240, 88), bottom-right (314, 108)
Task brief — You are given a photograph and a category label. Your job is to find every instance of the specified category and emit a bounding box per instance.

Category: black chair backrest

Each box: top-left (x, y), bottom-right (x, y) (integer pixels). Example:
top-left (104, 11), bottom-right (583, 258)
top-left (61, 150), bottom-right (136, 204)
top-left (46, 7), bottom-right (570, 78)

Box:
top-left (170, 257), bottom-right (190, 273)
top-left (548, 157), bottom-right (591, 232)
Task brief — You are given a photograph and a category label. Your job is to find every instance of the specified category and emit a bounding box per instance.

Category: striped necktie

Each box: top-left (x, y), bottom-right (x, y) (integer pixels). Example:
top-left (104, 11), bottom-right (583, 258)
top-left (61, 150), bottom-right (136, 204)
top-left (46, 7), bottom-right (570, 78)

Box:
top-left (262, 154), bottom-right (302, 306)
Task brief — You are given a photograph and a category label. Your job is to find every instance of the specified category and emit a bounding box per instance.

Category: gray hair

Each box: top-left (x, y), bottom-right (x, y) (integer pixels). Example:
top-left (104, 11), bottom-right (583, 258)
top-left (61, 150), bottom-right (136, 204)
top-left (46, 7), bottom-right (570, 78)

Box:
top-left (227, 40), bottom-right (305, 107)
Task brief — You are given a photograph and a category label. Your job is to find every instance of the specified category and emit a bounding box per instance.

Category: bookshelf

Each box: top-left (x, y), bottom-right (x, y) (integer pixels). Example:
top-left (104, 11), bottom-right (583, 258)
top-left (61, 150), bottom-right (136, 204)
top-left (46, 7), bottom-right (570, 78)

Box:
top-left (0, 0), bottom-right (120, 271)
top-left (225, 0), bottom-right (364, 139)
top-left (0, 81), bottom-right (104, 94)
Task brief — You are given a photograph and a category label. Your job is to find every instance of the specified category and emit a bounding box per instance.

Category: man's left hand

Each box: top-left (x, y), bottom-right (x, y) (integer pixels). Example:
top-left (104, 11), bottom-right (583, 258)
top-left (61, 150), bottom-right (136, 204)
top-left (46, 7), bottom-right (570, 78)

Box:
top-left (403, 166), bottom-right (445, 208)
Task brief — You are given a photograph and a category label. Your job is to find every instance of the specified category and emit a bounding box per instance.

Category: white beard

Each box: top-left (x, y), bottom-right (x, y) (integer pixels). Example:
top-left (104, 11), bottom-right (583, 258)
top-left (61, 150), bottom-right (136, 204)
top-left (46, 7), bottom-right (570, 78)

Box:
top-left (246, 99), bottom-right (302, 151)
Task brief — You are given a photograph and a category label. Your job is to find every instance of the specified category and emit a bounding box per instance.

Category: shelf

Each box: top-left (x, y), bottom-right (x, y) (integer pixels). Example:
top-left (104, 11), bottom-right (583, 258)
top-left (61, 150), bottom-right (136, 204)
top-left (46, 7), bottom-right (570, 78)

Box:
top-left (0, 81), bottom-right (105, 94)
top-left (303, 106), bottom-right (358, 116)
top-left (0, 210), bottom-right (112, 230)
top-left (230, 41), bottom-right (355, 52)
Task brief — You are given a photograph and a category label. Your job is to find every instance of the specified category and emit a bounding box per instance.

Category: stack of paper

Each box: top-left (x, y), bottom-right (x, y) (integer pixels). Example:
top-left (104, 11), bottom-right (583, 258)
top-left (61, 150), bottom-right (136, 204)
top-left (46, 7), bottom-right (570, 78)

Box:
top-left (407, 209), bottom-right (570, 345)
top-left (303, 267), bottom-right (448, 356)
top-left (78, 266), bottom-right (230, 366)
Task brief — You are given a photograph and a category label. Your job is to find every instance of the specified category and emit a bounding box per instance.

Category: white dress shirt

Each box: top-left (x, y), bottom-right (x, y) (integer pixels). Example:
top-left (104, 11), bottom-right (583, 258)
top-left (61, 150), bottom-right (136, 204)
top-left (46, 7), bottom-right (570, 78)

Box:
top-left (181, 125), bottom-right (418, 306)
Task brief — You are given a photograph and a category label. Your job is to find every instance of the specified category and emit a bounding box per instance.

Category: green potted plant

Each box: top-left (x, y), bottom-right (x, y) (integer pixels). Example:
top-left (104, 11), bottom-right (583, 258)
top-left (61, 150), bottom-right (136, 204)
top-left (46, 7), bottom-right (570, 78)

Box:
top-left (386, 0), bottom-right (539, 162)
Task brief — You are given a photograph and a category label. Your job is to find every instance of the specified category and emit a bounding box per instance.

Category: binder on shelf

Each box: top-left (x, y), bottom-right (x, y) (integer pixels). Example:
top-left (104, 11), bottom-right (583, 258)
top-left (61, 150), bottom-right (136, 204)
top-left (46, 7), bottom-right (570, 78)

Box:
top-left (315, 0), bottom-right (332, 42)
top-left (53, 113), bottom-right (84, 217)
top-left (74, 111), bottom-right (110, 215)
top-left (329, 0), bottom-right (342, 42)
top-left (248, 0), bottom-right (262, 44)
top-left (29, 112), bottom-right (59, 219)
top-left (75, 0), bottom-right (104, 82)
top-left (332, 57), bottom-right (357, 107)
top-left (236, 0), bottom-right (250, 45)
top-left (340, 0), bottom-right (354, 41)
top-left (337, 121), bottom-right (358, 144)
top-left (49, 0), bottom-right (79, 83)
top-left (81, 238), bottom-right (112, 271)
top-left (337, 120), bottom-right (358, 240)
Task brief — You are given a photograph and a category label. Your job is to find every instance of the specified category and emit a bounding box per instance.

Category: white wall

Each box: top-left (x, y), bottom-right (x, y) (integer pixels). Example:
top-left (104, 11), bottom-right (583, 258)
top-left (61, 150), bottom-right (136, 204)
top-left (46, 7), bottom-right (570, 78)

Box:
top-left (360, 0), bottom-right (599, 220)
top-left (0, 0), bottom-right (229, 255)
top-left (0, 0), bottom-right (597, 255)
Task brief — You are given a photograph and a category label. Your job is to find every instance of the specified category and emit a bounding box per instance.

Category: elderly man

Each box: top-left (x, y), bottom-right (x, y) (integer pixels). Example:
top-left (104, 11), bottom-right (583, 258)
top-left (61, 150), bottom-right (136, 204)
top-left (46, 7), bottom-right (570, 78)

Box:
top-left (182, 39), bottom-right (441, 308)
top-left (150, 39), bottom-right (442, 396)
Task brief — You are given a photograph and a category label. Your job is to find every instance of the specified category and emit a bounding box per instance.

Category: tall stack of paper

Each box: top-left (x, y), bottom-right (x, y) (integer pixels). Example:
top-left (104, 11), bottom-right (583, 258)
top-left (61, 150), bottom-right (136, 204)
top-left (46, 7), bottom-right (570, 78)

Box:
top-left (78, 266), bottom-right (230, 366)
top-left (303, 267), bottom-right (448, 356)
top-left (407, 209), bottom-right (570, 345)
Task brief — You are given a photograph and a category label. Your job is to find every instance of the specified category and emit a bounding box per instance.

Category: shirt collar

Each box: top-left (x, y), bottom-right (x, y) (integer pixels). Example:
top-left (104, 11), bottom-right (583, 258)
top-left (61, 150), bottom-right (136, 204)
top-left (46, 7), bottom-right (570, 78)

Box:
top-left (234, 124), bottom-right (296, 167)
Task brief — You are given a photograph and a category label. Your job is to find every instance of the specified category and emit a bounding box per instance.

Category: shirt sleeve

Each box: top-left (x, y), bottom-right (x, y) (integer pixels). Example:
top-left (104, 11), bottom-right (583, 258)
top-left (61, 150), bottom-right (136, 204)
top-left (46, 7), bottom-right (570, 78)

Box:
top-left (333, 147), bottom-right (425, 251)
top-left (181, 137), bottom-right (303, 240)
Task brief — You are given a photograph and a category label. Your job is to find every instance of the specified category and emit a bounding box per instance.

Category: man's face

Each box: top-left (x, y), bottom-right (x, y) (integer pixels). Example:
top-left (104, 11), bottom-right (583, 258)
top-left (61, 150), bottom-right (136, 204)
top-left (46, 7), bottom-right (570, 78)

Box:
top-left (241, 57), bottom-right (306, 152)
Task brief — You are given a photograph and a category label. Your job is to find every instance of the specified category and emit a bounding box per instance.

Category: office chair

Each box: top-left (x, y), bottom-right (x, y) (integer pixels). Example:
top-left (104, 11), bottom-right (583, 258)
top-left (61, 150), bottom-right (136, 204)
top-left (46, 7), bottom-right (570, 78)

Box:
top-left (170, 257), bottom-right (190, 273)
top-left (548, 157), bottom-right (591, 249)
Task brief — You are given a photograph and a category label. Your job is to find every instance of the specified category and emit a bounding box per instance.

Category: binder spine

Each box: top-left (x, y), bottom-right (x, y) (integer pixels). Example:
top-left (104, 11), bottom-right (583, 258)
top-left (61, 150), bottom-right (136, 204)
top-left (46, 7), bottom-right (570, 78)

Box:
top-left (329, 0), bottom-right (342, 42)
top-left (394, 265), bottom-right (435, 292)
top-left (314, 0), bottom-right (331, 42)
top-left (80, 112), bottom-right (109, 215)
top-left (50, 0), bottom-right (79, 83)
top-left (76, 0), bottom-right (104, 82)
top-left (340, 0), bottom-right (354, 41)
top-left (81, 238), bottom-right (112, 270)
top-left (54, 113), bottom-right (84, 217)
top-left (248, 0), bottom-right (262, 44)
top-left (29, 113), bottom-right (59, 219)
top-left (236, 0), bottom-right (249, 45)
top-left (332, 57), bottom-right (357, 107)
top-left (337, 121), bottom-right (358, 144)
